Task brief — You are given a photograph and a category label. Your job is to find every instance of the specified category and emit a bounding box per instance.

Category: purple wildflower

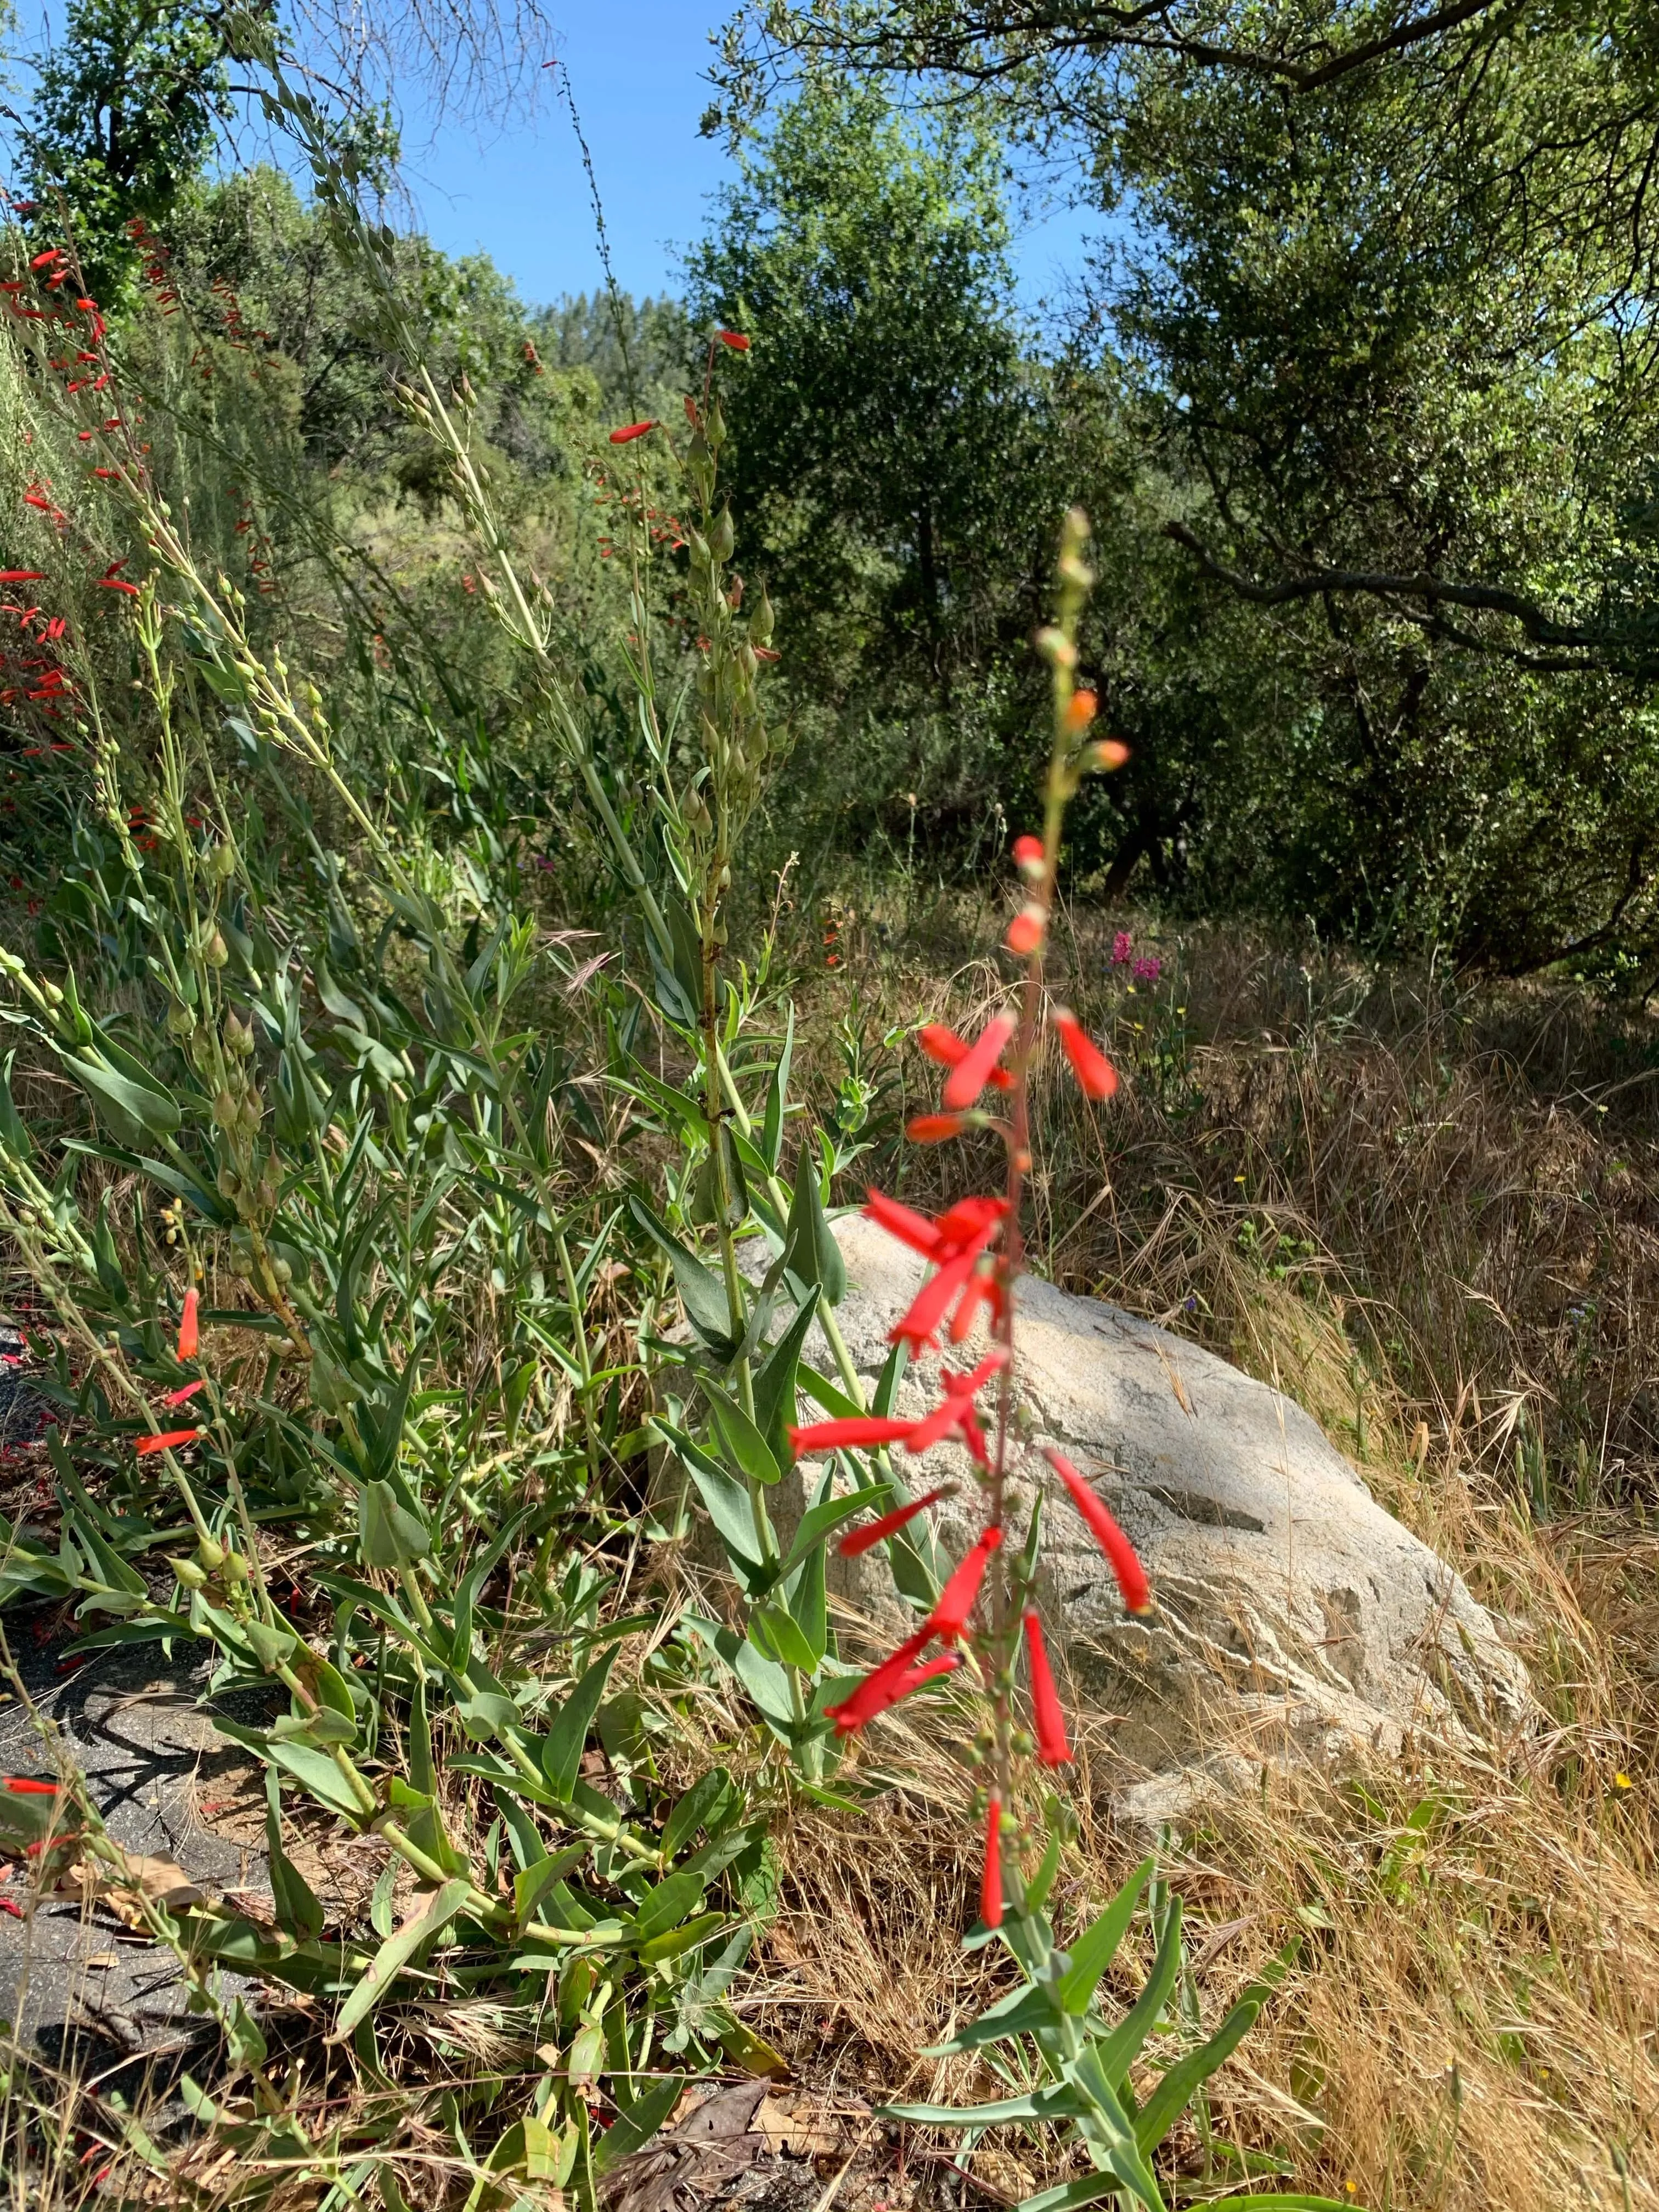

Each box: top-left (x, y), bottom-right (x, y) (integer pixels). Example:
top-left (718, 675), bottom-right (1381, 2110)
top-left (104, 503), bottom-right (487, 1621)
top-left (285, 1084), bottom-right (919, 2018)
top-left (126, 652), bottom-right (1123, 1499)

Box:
top-left (1132, 955), bottom-right (1162, 983)
top-left (1111, 930), bottom-right (1133, 967)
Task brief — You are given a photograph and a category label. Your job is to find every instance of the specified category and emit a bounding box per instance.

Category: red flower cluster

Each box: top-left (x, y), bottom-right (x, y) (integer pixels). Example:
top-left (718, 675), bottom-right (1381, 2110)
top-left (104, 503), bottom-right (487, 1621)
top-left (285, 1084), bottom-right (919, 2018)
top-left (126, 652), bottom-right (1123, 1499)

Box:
top-left (904, 1003), bottom-right (1118, 1138)
top-left (862, 1191), bottom-right (1009, 1350)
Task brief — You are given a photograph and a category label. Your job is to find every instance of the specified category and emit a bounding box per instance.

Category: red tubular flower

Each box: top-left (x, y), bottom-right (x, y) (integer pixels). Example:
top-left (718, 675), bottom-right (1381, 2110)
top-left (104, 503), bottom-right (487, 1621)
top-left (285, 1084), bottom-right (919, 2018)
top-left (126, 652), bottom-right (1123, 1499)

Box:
top-left (942, 1014), bottom-right (1016, 1110)
top-left (1006, 906), bottom-right (1047, 957)
top-left (907, 1113), bottom-right (967, 1143)
top-left (826, 1627), bottom-right (933, 1734)
top-left (791, 1415), bottom-right (918, 1455)
top-left (162, 1378), bottom-right (204, 1408)
top-left (839, 1486), bottom-right (946, 1556)
top-left (134, 1427), bottom-right (201, 1457)
top-left (864, 1188), bottom-right (945, 1259)
top-left (29, 249), bottom-right (64, 270)
top-left (0, 573), bottom-right (44, 584)
top-left (890, 1249), bottom-right (979, 1352)
top-left (716, 329), bottom-right (751, 350)
top-left (933, 1197), bottom-right (1008, 1249)
top-left (1052, 1007), bottom-right (1119, 1101)
top-left (1043, 1447), bottom-right (1153, 1615)
top-left (1023, 1610), bottom-right (1073, 1765)
top-left (608, 420), bottom-right (658, 444)
top-left (890, 1214), bottom-right (1006, 1352)
top-left (3, 1776), bottom-right (58, 1795)
top-left (927, 1525), bottom-right (1003, 1642)
top-left (917, 1022), bottom-right (1012, 1091)
top-left (981, 1794), bottom-right (1003, 1929)
top-left (176, 1285), bottom-right (199, 1362)
top-left (948, 1265), bottom-right (1000, 1343)
top-left (889, 1650), bottom-right (960, 1699)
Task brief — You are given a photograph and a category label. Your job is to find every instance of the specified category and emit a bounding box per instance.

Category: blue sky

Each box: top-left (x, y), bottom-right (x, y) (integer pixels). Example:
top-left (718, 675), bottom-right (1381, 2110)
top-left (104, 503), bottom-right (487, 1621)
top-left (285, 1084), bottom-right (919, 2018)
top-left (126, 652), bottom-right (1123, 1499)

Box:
top-left (3, 0), bottom-right (1103, 315)
top-left (401, 5), bottom-right (1101, 314)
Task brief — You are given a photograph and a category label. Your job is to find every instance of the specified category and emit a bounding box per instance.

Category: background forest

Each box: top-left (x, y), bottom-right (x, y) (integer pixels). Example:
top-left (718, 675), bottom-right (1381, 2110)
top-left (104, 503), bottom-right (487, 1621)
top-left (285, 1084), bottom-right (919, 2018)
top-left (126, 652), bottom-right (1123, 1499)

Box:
top-left (0, 3), bottom-right (1656, 2210)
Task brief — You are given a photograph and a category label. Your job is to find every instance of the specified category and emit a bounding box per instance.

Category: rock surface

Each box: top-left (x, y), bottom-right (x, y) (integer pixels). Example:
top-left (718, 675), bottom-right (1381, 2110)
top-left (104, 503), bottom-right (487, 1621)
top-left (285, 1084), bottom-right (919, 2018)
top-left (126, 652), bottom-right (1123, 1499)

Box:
top-left (0, 1637), bottom-right (266, 2072)
top-left (803, 1215), bottom-right (1530, 1776)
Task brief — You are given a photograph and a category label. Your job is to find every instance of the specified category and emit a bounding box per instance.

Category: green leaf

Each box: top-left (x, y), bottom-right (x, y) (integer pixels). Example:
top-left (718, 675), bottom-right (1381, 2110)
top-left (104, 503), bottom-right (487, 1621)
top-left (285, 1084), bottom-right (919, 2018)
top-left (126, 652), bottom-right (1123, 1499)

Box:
top-left (661, 1768), bottom-right (741, 1860)
top-left (1134, 1994), bottom-right (1261, 2154)
top-left (65, 1051), bottom-right (180, 1138)
top-left (1094, 1897), bottom-right (1185, 2081)
top-left (514, 1845), bottom-right (588, 1932)
top-left (1026, 1825), bottom-right (1064, 1916)
top-left (358, 1479), bottom-right (428, 1568)
top-left (1059, 1856), bottom-right (1155, 2015)
top-left (761, 1003), bottom-right (794, 1173)
top-left (752, 1285), bottom-right (819, 1469)
top-left (878, 2084), bottom-right (1086, 2127)
top-left (245, 1618), bottom-right (300, 1672)
top-left (778, 1483), bottom-right (891, 1578)
top-left (658, 1420), bottom-right (769, 1579)
top-left (541, 1645), bottom-right (618, 1800)
top-left (705, 1382), bottom-right (782, 1486)
top-left (628, 1197), bottom-right (740, 1359)
top-left (591, 2076), bottom-right (686, 2176)
top-left (924, 1982), bottom-right (1058, 2055)
top-left (329, 1876), bottom-right (470, 2041)
top-left (750, 1605), bottom-right (819, 1675)
top-left (213, 1718), bottom-right (368, 1823)
top-left (266, 1771), bottom-right (325, 1942)
top-left (638, 1910), bottom-right (727, 1963)
top-left (782, 1142), bottom-right (845, 1305)
top-left (1018, 2175), bottom-right (1147, 2212)
top-left (629, 1869), bottom-right (708, 1943)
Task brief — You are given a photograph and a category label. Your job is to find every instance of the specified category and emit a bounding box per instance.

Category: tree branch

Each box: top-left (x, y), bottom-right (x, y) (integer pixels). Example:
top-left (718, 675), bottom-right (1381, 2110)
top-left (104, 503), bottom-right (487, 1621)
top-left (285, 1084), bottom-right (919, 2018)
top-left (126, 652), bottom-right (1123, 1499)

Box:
top-left (1163, 520), bottom-right (1653, 673)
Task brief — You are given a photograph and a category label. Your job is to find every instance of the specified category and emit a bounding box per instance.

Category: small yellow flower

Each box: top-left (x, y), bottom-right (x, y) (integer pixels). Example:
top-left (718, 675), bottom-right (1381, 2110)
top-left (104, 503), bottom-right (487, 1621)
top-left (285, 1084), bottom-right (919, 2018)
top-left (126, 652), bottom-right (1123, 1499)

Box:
top-left (1615, 1771), bottom-right (1633, 1790)
top-left (1234, 1174), bottom-right (1246, 1184)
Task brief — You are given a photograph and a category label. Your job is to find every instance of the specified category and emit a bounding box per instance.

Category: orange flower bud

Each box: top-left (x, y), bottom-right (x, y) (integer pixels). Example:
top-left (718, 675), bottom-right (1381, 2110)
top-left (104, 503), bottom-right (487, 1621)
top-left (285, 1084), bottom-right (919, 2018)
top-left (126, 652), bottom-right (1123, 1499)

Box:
top-left (1091, 738), bottom-right (1131, 772)
top-left (1005, 906), bottom-right (1046, 957)
top-left (1012, 834), bottom-right (1045, 872)
top-left (1065, 689), bottom-right (1098, 733)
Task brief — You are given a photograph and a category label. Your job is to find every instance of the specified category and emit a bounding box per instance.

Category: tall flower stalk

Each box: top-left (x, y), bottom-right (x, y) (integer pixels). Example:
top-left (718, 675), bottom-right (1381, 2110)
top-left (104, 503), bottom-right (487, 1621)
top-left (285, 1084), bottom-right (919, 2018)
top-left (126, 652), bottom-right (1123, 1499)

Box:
top-left (792, 509), bottom-right (1149, 1929)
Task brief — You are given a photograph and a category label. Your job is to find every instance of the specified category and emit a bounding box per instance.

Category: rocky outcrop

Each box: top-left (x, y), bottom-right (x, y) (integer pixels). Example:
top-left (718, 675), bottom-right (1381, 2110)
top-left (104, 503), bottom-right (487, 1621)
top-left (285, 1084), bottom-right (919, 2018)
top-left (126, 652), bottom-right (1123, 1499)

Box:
top-left (804, 1215), bottom-right (1531, 1780)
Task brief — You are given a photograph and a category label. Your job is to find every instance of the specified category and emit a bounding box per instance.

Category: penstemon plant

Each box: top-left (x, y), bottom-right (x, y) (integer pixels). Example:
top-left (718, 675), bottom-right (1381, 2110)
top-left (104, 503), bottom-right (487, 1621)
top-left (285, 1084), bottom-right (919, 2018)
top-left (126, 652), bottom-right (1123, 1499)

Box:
top-left (782, 511), bottom-right (1350, 2212)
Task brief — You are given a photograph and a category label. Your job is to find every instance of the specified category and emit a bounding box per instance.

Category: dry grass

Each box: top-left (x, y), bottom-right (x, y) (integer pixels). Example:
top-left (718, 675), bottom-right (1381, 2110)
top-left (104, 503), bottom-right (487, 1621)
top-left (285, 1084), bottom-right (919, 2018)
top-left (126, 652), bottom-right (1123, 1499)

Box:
top-left (750, 910), bottom-right (1659, 2212)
